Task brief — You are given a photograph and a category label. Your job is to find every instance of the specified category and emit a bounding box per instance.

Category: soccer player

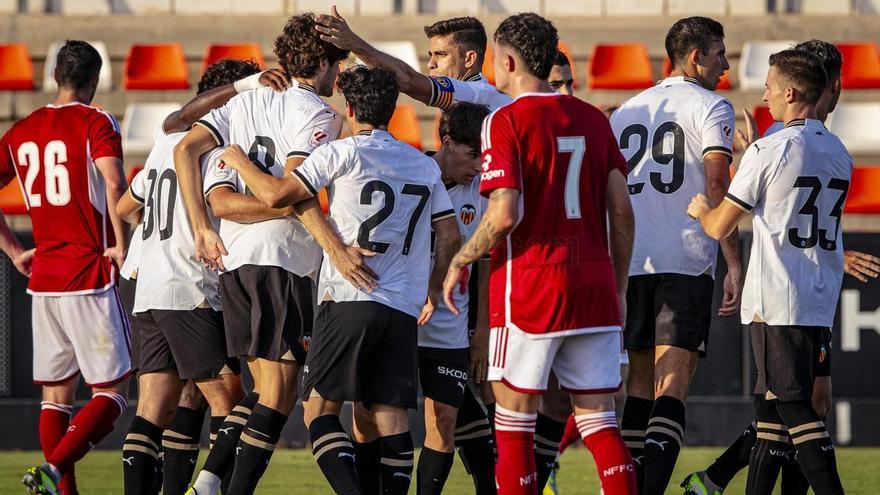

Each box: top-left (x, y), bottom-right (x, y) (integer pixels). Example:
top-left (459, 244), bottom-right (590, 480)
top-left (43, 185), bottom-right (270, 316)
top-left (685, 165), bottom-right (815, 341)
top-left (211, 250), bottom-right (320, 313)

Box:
top-left (688, 49), bottom-right (850, 495)
top-left (0, 40), bottom-right (129, 495)
top-left (442, 13), bottom-right (636, 495)
top-left (219, 65), bottom-right (461, 495)
top-left (175, 15), bottom-right (353, 495)
top-left (548, 50), bottom-right (574, 96)
top-left (609, 16), bottom-right (742, 494)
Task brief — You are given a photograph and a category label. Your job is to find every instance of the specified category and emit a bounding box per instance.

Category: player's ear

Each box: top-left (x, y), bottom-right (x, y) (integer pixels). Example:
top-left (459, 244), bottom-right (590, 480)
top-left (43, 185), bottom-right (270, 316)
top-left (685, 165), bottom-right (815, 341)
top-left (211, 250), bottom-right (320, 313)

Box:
top-left (441, 134), bottom-right (452, 149)
top-left (505, 54), bottom-right (515, 73)
top-left (688, 48), bottom-right (701, 68)
top-left (345, 101), bottom-right (354, 118)
top-left (463, 49), bottom-right (478, 70)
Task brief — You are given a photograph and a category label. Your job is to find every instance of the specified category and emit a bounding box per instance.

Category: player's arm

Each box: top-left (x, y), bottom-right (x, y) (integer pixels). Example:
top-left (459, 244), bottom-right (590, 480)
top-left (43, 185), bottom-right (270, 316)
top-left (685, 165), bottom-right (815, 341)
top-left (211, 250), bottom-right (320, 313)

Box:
top-left (206, 186), bottom-right (295, 224)
top-left (94, 156), bottom-right (129, 269)
top-left (219, 145), bottom-right (313, 207)
top-left (688, 194), bottom-right (746, 241)
top-left (844, 250), bottom-right (880, 282)
top-left (116, 191), bottom-right (143, 225)
top-left (315, 7), bottom-right (434, 104)
top-left (418, 214), bottom-right (462, 325)
top-left (0, 210), bottom-right (32, 277)
top-left (470, 257), bottom-right (491, 383)
top-left (606, 168), bottom-right (634, 324)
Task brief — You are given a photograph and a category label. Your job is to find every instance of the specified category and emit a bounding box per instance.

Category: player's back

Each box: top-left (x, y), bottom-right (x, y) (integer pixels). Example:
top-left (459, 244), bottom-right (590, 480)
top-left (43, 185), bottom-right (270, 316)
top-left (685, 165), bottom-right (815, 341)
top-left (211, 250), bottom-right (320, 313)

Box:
top-left (0, 102), bottom-right (122, 294)
top-left (611, 76), bottom-right (734, 277)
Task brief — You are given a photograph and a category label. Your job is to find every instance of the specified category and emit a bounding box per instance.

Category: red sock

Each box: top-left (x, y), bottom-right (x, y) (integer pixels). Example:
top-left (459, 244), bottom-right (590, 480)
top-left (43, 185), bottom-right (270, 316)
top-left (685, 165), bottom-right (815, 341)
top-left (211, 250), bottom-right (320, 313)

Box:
top-left (48, 392), bottom-right (126, 475)
top-left (558, 414), bottom-right (580, 454)
top-left (577, 412), bottom-right (637, 495)
top-left (40, 403), bottom-right (78, 493)
top-left (494, 405), bottom-right (538, 495)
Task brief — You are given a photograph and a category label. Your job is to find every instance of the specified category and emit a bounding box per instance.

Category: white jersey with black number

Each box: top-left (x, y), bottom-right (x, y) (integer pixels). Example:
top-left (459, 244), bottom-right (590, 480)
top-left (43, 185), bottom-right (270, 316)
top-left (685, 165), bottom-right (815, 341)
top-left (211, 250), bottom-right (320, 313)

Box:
top-left (293, 130), bottom-right (456, 318)
top-left (727, 119), bottom-right (852, 327)
top-left (198, 81), bottom-right (341, 277)
top-left (130, 127), bottom-right (222, 313)
top-left (419, 173), bottom-right (486, 349)
top-left (610, 76), bottom-right (735, 277)
top-left (428, 73), bottom-right (511, 112)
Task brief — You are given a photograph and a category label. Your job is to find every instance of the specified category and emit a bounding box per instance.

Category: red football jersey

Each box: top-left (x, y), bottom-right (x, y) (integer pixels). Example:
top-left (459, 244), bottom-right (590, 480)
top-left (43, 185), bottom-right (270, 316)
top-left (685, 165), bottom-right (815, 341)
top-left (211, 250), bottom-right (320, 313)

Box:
top-left (0, 102), bottom-right (123, 294)
top-left (480, 93), bottom-right (627, 336)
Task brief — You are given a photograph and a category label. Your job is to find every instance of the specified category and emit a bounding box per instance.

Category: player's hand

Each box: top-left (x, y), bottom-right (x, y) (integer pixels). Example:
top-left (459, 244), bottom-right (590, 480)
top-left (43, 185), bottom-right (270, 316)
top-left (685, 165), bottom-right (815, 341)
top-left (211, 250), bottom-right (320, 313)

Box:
top-left (687, 193), bottom-right (711, 219)
top-left (844, 250), bottom-right (880, 282)
top-left (736, 108), bottom-right (759, 150)
top-left (259, 68), bottom-right (290, 92)
top-left (718, 266), bottom-right (743, 316)
top-left (103, 245), bottom-right (126, 270)
top-left (195, 228), bottom-right (227, 272)
top-left (417, 290), bottom-right (440, 326)
top-left (469, 326), bottom-right (490, 384)
top-left (329, 244), bottom-right (378, 291)
top-left (12, 248), bottom-right (34, 278)
top-left (219, 144), bottom-right (249, 171)
top-left (315, 5), bottom-right (362, 51)
top-left (442, 262), bottom-right (466, 315)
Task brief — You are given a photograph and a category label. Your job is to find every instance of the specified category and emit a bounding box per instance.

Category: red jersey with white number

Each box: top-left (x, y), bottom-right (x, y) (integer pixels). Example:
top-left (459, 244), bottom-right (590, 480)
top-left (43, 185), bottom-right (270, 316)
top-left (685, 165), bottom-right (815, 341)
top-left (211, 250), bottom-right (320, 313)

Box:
top-left (0, 103), bottom-right (123, 295)
top-left (480, 93), bottom-right (627, 336)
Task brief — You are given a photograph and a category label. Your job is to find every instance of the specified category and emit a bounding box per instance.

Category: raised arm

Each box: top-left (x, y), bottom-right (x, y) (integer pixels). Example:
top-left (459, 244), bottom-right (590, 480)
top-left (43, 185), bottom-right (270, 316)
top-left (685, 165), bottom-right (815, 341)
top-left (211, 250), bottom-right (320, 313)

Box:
top-left (606, 168), bottom-right (634, 324)
top-left (94, 156), bottom-right (129, 269)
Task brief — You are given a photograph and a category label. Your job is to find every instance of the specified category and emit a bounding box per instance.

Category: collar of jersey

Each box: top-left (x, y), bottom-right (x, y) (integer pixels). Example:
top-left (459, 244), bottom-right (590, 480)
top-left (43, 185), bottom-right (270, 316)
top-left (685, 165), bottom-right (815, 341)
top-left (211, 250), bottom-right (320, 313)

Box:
top-left (514, 91), bottom-right (559, 100)
top-left (464, 73), bottom-right (483, 82)
top-left (658, 75), bottom-right (701, 86)
top-left (784, 118), bottom-right (808, 128)
top-left (293, 80), bottom-right (318, 95)
top-left (45, 101), bottom-right (88, 109)
top-left (356, 129), bottom-right (393, 140)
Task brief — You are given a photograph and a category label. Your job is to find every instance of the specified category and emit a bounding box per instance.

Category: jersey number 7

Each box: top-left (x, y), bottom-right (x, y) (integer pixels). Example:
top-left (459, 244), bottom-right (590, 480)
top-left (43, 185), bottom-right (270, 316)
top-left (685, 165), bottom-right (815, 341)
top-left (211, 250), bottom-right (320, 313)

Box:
top-left (358, 180), bottom-right (430, 255)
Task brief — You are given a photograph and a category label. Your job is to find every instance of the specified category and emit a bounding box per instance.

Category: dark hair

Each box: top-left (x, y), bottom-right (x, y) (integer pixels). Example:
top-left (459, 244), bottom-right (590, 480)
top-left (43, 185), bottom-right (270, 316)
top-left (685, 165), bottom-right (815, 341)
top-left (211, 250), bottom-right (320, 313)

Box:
top-left (439, 102), bottom-right (490, 153)
top-left (275, 13), bottom-right (350, 78)
top-left (493, 13), bottom-right (558, 80)
top-left (54, 40), bottom-right (102, 90)
top-left (769, 49), bottom-right (828, 104)
top-left (336, 66), bottom-right (399, 128)
top-left (424, 17), bottom-right (487, 63)
top-left (553, 50), bottom-right (570, 68)
top-left (793, 39), bottom-right (842, 82)
top-left (665, 16), bottom-right (725, 69)
top-left (197, 59), bottom-right (261, 94)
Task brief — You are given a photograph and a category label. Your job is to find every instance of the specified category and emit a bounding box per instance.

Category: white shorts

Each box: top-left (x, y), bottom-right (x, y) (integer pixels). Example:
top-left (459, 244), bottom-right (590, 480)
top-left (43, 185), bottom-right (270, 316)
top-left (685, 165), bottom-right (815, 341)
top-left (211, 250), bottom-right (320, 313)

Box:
top-left (32, 288), bottom-right (132, 387)
top-left (488, 326), bottom-right (621, 394)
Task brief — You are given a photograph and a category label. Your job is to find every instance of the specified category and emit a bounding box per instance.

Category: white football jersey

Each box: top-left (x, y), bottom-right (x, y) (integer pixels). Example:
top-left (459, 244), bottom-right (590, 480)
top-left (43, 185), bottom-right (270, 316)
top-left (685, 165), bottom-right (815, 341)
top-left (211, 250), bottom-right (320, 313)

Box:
top-left (428, 73), bottom-right (511, 112)
top-left (120, 224), bottom-right (143, 280)
top-left (765, 121), bottom-right (784, 137)
top-left (419, 170), bottom-right (487, 349)
top-left (293, 130), bottom-right (456, 318)
top-left (611, 76), bottom-right (735, 277)
top-left (727, 119), bottom-right (852, 327)
top-left (130, 127), bottom-right (222, 313)
top-left (198, 81), bottom-right (341, 277)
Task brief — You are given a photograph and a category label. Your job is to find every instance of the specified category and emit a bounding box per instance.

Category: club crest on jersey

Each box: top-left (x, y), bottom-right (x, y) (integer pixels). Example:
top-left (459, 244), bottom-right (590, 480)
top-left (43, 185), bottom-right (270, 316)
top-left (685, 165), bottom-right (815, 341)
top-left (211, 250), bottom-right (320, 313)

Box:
top-left (310, 127), bottom-right (329, 146)
top-left (819, 344), bottom-right (827, 363)
top-left (460, 204), bottom-right (477, 225)
top-left (301, 335), bottom-right (311, 352)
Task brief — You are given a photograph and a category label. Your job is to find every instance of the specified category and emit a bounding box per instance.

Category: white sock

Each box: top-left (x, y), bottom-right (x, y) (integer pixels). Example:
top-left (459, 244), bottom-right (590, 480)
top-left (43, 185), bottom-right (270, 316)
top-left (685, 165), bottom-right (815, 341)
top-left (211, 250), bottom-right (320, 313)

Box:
top-left (191, 470), bottom-right (221, 494)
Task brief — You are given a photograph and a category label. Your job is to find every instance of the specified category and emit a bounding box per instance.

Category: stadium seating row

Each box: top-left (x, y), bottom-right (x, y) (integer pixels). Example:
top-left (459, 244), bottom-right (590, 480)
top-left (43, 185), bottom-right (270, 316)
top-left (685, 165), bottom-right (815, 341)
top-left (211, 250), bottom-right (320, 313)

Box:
top-left (2, 40), bottom-right (880, 91)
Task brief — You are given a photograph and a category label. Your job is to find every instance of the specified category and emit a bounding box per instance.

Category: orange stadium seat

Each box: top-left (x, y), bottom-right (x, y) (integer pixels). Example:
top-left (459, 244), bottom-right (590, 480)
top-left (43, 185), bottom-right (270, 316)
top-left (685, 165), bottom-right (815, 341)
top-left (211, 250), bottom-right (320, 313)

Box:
top-left (318, 188), bottom-right (330, 215)
top-left (844, 167), bottom-right (880, 214)
top-left (124, 44), bottom-right (189, 90)
top-left (752, 106), bottom-right (775, 137)
top-left (662, 57), bottom-right (731, 89)
top-left (202, 43), bottom-right (265, 73)
top-left (482, 44), bottom-right (496, 85)
top-left (388, 104), bottom-right (421, 150)
top-left (0, 44), bottom-right (35, 90)
top-left (0, 181), bottom-right (27, 215)
top-left (837, 42), bottom-right (880, 89)
top-left (588, 43), bottom-right (653, 89)
top-left (127, 166), bottom-right (144, 184)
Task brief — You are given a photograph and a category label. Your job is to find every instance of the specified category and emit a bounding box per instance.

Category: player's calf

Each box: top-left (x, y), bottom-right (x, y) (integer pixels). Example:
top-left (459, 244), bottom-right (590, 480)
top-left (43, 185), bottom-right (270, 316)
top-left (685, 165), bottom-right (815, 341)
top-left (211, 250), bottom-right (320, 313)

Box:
top-left (454, 386), bottom-right (496, 495)
top-left (418, 398), bottom-right (458, 495)
top-left (776, 400), bottom-right (844, 495)
top-left (746, 396), bottom-right (793, 495)
top-left (306, 396), bottom-right (360, 495)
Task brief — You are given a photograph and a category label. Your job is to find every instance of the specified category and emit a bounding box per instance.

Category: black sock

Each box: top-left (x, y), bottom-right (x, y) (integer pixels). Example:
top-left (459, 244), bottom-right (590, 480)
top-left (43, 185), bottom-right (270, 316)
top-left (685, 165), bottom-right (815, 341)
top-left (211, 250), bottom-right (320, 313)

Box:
top-left (621, 395), bottom-right (653, 493)
top-left (225, 404), bottom-right (287, 494)
top-left (485, 401), bottom-right (498, 461)
top-left (202, 393), bottom-right (258, 480)
top-left (379, 431), bottom-right (415, 495)
top-left (123, 415), bottom-right (163, 495)
top-left (162, 405), bottom-right (205, 495)
top-left (534, 413), bottom-right (565, 491)
top-left (777, 400), bottom-right (844, 495)
top-left (416, 447), bottom-right (454, 495)
top-left (780, 457), bottom-right (810, 495)
top-left (454, 388), bottom-right (496, 495)
top-left (643, 395), bottom-right (685, 495)
top-left (353, 439), bottom-right (381, 495)
top-left (309, 414), bottom-right (360, 495)
top-left (706, 420), bottom-right (757, 488)
top-left (747, 397), bottom-right (792, 495)
top-left (206, 415), bottom-right (234, 494)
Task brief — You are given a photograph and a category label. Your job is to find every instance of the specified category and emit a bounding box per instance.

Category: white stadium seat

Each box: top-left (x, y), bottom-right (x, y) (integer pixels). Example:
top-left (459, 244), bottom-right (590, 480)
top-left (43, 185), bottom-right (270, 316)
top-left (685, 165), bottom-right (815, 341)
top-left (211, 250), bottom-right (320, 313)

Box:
top-left (544, 0), bottom-right (601, 16)
top-left (121, 102), bottom-right (181, 154)
top-left (356, 41), bottom-right (420, 72)
top-left (826, 102), bottom-right (880, 154)
top-left (738, 40), bottom-right (796, 90)
top-left (43, 41), bottom-right (113, 93)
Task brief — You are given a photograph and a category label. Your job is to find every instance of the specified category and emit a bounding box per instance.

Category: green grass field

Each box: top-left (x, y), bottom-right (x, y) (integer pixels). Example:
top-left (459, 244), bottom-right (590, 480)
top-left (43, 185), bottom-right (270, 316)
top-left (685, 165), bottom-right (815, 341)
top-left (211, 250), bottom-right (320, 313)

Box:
top-left (0, 447), bottom-right (877, 494)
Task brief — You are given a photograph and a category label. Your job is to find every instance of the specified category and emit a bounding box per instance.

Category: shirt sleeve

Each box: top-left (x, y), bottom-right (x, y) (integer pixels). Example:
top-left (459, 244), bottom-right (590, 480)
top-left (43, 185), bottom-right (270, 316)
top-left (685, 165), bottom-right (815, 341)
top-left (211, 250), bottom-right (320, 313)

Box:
top-left (195, 104), bottom-right (231, 148)
top-left (129, 169), bottom-right (147, 204)
top-left (89, 111), bottom-right (123, 161)
top-left (700, 98), bottom-right (735, 162)
top-left (428, 76), bottom-right (477, 109)
top-left (725, 140), bottom-right (782, 212)
top-left (479, 110), bottom-right (522, 196)
top-left (203, 149), bottom-right (239, 200)
top-left (0, 132), bottom-right (14, 185)
top-left (291, 143), bottom-right (344, 196)
top-left (430, 179), bottom-right (456, 222)
top-left (285, 107), bottom-right (342, 159)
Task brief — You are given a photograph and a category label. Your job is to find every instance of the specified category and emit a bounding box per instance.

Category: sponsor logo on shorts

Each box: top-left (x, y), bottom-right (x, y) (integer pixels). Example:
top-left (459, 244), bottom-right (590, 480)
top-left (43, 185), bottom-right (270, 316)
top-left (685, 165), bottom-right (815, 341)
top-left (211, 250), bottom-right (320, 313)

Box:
top-left (437, 365), bottom-right (467, 380)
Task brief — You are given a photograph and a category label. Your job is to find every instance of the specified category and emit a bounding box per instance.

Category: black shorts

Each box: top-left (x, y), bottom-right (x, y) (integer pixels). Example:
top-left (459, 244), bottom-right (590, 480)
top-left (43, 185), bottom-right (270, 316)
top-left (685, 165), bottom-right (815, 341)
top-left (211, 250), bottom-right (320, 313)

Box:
top-left (302, 301), bottom-right (418, 409)
top-left (418, 346), bottom-right (470, 408)
top-left (815, 328), bottom-right (832, 377)
top-left (624, 273), bottom-right (714, 357)
top-left (133, 308), bottom-right (238, 380)
top-left (751, 323), bottom-right (829, 402)
top-left (219, 265), bottom-right (313, 364)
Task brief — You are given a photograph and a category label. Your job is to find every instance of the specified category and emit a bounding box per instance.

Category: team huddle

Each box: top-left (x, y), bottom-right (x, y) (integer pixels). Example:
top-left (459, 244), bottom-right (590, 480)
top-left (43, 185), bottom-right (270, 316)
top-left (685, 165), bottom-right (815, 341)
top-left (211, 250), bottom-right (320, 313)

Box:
top-left (0, 6), bottom-right (874, 495)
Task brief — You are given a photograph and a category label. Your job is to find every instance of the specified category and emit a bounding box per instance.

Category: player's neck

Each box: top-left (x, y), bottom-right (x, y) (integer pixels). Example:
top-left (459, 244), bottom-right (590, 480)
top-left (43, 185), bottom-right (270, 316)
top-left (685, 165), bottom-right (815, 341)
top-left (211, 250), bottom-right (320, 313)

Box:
top-left (53, 87), bottom-right (92, 107)
top-left (351, 122), bottom-right (385, 136)
top-left (783, 102), bottom-right (819, 125)
top-left (504, 75), bottom-right (554, 99)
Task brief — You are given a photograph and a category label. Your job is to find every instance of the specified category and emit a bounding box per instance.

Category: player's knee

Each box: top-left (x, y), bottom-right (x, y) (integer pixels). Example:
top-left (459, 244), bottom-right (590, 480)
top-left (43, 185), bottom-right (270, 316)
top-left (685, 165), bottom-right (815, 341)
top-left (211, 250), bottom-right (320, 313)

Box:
top-left (431, 403), bottom-right (459, 439)
top-left (136, 397), bottom-right (177, 427)
top-left (539, 391), bottom-right (573, 422)
top-left (178, 381), bottom-right (206, 410)
top-left (812, 377), bottom-right (832, 418)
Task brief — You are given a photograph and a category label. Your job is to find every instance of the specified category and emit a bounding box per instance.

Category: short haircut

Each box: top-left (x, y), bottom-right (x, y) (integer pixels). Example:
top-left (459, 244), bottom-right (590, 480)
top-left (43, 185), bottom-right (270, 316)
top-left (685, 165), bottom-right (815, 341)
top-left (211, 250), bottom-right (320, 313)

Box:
top-left (54, 40), bottom-right (102, 90)
top-left (553, 50), bottom-right (570, 68)
top-left (769, 49), bottom-right (828, 104)
top-left (337, 66), bottom-right (399, 128)
top-left (793, 39), bottom-right (842, 82)
top-left (424, 17), bottom-right (487, 61)
top-left (439, 102), bottom-right (490, 153)
top-left (275, 13), bottom-right (350, 79)
top-left (665, 16), bottom-right (725, 69)
top-left (494, 13), bottom-right (558, 80)
top-left (197, 59), bottom-right (261, 95)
